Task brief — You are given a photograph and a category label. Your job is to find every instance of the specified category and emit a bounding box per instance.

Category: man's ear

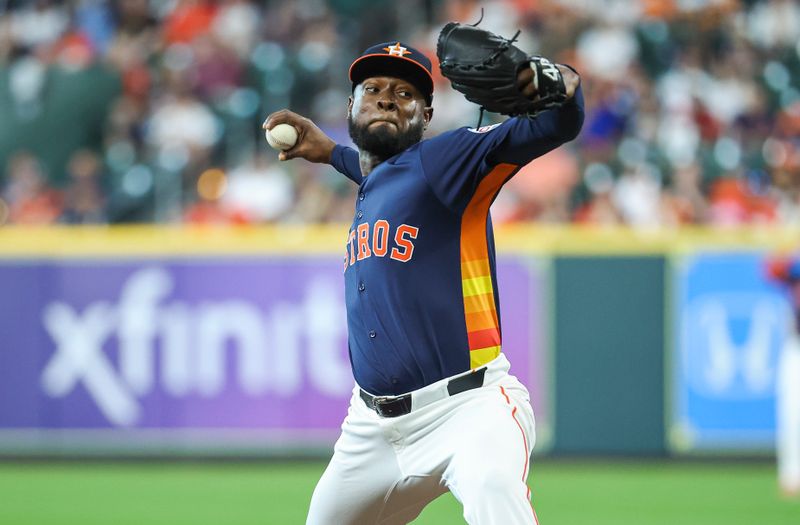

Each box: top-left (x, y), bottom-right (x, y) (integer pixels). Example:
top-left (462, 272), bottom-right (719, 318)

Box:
top-left (424, 106), bottom-right (433, 128)
top-left (347, 96), bottom-right (353, 118)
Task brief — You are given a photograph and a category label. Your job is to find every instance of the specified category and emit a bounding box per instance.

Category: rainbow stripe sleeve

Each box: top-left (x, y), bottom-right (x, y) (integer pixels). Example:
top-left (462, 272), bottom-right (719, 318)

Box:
top-left (459, 163), bottom-right (518, 368)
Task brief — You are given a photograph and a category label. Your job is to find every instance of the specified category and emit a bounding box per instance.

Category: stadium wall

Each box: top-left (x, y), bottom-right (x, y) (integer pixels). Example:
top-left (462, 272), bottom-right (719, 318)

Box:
top-left (0, 225), bottom-right (795, 457)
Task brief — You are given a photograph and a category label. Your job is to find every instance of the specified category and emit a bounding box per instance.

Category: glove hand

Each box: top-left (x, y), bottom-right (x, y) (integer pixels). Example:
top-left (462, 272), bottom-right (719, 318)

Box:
top-left (516, 63), bottom-right (579, 100)
top-left (437, 21), bottom-right (577, 116)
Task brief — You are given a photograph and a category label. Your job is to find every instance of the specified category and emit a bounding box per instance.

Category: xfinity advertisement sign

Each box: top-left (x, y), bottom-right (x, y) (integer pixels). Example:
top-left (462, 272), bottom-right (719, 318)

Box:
top-left (38, 267), bottom-right (351, 427)
top-left (0, 257), bottom-right (545, 453)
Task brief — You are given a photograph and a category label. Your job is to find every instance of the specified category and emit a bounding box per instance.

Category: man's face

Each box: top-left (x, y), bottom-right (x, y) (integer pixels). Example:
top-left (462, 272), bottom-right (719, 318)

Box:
top-left (348, 76), bottom-right (433, 160)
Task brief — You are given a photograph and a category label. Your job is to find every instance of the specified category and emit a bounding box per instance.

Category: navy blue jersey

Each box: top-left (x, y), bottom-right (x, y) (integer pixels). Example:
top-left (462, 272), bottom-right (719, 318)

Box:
top-left (330, 86), bottom-right (584, 396)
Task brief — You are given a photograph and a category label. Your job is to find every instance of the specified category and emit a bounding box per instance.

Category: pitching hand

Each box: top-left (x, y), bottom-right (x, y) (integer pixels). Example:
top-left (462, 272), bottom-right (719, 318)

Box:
top-left (262, 110), bottom-right (337, 163)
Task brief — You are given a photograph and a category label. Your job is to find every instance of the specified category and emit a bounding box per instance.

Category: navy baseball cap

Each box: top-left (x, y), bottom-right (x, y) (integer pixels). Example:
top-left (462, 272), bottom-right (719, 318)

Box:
top-left (348, 41), bottom-right (434, 105)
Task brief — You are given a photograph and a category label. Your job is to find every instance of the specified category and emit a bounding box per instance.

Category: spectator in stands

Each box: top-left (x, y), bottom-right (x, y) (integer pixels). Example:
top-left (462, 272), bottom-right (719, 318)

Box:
top-left (2, 152), bottom-right (62, 224)
top-left (162, 0), bottom-right (218, 45)
top-left (146, 63), bottom-right (219, 170)
top-left (222, 153), bottom-right (294, 223)
top-left (60, 149), bottom-right (107, 224)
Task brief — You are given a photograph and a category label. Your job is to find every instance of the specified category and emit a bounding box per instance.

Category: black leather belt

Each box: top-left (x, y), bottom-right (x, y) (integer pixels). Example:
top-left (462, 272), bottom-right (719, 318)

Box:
top-left (359, 367), bottom-right (487, 418)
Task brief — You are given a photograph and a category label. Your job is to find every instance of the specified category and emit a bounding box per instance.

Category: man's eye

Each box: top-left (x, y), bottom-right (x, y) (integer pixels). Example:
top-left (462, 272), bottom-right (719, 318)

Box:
top-left (366, 86), bottom-right (378, 93)
top-left (399, 90), bottom-right (412, 98)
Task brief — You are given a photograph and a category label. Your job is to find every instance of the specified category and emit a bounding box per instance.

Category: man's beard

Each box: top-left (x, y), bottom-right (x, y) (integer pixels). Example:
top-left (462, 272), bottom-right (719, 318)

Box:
top-left (348, 116), bottom-right (425, 161)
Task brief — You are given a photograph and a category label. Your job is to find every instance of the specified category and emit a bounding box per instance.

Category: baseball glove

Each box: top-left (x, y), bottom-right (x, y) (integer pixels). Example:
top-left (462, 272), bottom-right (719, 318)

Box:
top-left (436, 21), bottom-right (567, 116)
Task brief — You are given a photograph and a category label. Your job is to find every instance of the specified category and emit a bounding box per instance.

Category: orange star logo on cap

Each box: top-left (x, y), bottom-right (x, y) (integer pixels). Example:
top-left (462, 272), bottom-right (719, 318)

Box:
top-left (383, 43), bottom-right (411, 57)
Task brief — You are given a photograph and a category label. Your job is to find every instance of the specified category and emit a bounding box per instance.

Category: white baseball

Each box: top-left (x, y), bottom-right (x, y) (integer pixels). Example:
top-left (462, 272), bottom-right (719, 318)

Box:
top-left (266, 123), bottom-right (299, 151)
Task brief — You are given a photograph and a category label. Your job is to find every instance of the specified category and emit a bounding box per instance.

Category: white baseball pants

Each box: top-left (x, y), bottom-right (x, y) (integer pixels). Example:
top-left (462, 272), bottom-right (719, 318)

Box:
top-left (306, 354), bottom-right (539, 525)
top-left (777, 335), bottom-right (800, 495)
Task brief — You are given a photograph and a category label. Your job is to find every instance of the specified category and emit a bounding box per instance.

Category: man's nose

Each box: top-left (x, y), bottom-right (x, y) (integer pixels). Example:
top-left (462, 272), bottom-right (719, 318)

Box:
top-left (377, 98), bottom-right (397, 111)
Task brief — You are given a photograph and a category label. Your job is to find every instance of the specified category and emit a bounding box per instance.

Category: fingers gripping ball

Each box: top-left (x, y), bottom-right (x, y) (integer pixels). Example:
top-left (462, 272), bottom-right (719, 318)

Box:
top-left (266, 124), bottom-right (299, 151)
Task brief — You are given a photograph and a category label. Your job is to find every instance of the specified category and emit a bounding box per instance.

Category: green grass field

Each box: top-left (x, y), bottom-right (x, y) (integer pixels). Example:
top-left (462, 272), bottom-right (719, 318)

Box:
top-left (0, 460), bottom-right (797, 524)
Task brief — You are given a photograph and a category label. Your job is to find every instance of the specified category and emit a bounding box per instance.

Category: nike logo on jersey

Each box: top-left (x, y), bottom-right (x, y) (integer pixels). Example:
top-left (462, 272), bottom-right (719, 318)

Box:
top-left (345, 221), bottom-right (419, 270)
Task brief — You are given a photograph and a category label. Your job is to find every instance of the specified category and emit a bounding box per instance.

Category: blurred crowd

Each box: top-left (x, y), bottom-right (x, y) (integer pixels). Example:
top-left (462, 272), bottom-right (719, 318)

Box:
top-left (0, 0), bottom-right (799, 227)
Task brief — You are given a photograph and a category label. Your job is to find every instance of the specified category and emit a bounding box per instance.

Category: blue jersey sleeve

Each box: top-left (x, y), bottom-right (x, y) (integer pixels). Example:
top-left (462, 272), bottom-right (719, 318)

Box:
top-left (330, 144), bottom-right (363, 185)
top-left (790, 260), bottom-right (800, 281)
top-left (419, 84), bottom-right (584, 212)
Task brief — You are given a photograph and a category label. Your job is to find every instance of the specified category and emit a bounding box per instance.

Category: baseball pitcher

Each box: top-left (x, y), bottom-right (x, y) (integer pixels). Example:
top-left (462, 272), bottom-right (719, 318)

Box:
top-left (264, 21), bottom-right (584, 524)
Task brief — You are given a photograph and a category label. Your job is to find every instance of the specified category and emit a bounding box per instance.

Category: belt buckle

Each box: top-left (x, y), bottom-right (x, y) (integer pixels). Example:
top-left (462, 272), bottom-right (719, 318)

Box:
top-left (372, 395), bottom-right (391, 405)
top-left (372, 396), bottom-right (393, 417)
top-left (372, 395), bottom-right (409, 418)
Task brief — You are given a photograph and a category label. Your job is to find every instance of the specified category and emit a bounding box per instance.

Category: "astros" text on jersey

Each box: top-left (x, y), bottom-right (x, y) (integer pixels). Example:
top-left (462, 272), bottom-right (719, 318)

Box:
top-left (345, 221), bottom-right (419, 269)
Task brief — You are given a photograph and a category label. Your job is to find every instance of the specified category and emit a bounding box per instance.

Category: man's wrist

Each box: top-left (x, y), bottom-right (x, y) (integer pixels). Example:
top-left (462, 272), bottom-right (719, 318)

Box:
top-left (556, 64), bottom-right (580, 100)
